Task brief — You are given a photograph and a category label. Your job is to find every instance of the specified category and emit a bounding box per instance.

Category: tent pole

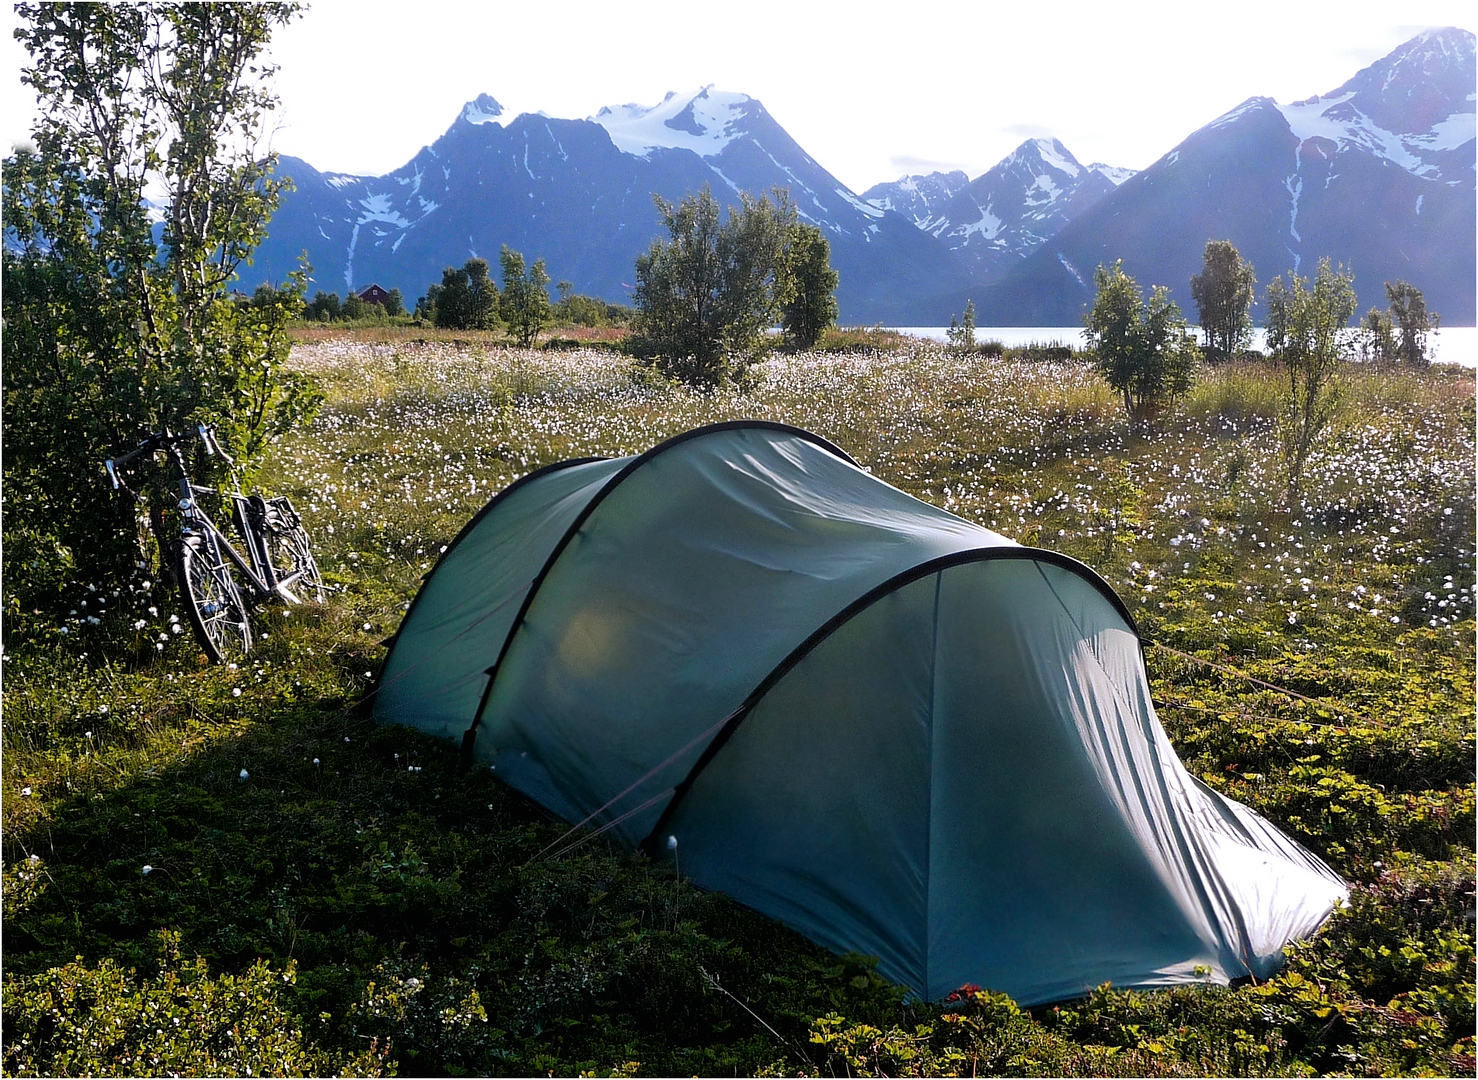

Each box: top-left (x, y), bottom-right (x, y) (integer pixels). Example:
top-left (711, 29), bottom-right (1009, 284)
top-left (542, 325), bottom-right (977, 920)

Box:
top-left (458, 664), bottom-right (499, 773)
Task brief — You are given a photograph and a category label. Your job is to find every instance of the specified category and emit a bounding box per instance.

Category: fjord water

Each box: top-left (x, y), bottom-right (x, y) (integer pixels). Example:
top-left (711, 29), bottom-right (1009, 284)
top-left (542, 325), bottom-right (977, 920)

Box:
top-left (893, 326), bottom-right (1478, 367)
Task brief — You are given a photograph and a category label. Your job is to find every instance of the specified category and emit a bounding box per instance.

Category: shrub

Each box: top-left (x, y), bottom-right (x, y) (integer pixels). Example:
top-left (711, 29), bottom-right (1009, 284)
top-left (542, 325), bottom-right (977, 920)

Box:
top-left (1, 931), bottom-right (390, 1077)
top-left (630, 185), bottom-right (792, 387)
top-left (1084, 261), bottom-right (1197, 426)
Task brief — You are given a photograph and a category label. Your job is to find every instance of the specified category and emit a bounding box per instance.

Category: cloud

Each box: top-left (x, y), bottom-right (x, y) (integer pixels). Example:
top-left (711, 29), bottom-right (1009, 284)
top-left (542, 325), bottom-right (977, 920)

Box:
top-left (887, 153), bottom-right (966, 174)
top-left (999, 121), bottom-right (1053, 138)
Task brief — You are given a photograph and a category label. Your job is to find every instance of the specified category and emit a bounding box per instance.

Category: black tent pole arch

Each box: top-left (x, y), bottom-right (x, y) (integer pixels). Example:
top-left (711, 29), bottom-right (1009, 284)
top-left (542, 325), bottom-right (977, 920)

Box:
top-left (455, 420), bottom-right (862, 765)
top-left (639, 544), bottom-right (1142, 855)
top-left (367, 455), bottom-right (608, 713)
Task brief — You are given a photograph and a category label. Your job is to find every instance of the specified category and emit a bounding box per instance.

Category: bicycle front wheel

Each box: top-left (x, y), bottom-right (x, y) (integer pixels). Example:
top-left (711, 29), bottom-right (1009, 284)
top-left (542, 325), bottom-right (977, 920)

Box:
top-left (177, 538), bottom-right (253, 663)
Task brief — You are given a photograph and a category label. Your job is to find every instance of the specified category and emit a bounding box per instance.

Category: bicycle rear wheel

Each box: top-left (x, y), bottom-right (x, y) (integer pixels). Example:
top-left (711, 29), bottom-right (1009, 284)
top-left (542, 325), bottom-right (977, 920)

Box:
top-left (263, 498), bottom-right (326, 603)
top-left (177, 538), bottom-right (253, 663)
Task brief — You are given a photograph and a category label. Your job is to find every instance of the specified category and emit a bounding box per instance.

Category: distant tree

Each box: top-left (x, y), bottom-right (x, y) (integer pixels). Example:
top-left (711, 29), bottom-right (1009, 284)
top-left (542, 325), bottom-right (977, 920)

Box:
top-left (946, 299), bottom-right (977, 350)
top-left (306, 290), bottom-right (342, 321)
top-left (499, 245), bottom-right (552, 347)
top-left (432, 258), bottom-right (498, 330)
top-left (1264, 258), bottom-right (1357, 501)
top-left (1385, 280), bottom-right (1439, 368)
top-left (778, 223), bottom-right (839, 349)
top-left (631, 185), bottom-right (793, 387)
top-left (556, 280), bottom-right (574, 305)
top-left (341, 291), bottom-right (366, 320)
top-left (1189, 239), bottom-right (1256, 362)
top-left (383, 287), bottom-right (405, 318)
top-left (1085, 261), bottom-right (1196, 427)
top-left (1355, 305), bottom-right (1396, 364)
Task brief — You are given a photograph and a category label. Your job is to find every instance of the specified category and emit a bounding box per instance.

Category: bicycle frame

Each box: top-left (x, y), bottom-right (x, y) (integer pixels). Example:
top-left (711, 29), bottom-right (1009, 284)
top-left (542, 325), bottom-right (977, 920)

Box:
top-left (110, 428), bottom-right (310, 606)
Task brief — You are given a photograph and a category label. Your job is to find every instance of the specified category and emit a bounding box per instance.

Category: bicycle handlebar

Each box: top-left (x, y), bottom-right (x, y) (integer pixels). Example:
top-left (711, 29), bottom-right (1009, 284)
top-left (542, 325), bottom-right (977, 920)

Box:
top-left (103, 425), bottom-right (232, 489)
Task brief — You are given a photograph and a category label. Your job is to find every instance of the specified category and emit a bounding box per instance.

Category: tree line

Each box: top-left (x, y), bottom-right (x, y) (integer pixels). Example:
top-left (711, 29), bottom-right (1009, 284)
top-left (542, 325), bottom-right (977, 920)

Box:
top-left (411, 185), bottom-right (840, 383)
top-left (1083, 240), bottom-right (1440, 500)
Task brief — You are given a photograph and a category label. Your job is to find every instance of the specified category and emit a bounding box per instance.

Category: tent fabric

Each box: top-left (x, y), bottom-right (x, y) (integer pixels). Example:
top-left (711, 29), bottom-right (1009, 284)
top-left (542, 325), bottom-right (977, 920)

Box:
top-left (375, 421), bottom-right (1347, 1005)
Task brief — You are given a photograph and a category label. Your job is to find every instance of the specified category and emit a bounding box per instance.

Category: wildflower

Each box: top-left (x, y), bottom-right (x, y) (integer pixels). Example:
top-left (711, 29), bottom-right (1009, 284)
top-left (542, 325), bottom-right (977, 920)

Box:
top-left (21, 787), bottom-right (32, 797)
top-left (666, 835), bottom-right (679, 850)
top-left (232, 688), bottom-right (242, 697)
top-left (945, 983), bottom-right (982, 1002)
top-left (142, 865), bottom-right (153, 876)
top-left (99, 705), bottom-right (108, 714)
top-left (239, 768), bottom-right (250, 781)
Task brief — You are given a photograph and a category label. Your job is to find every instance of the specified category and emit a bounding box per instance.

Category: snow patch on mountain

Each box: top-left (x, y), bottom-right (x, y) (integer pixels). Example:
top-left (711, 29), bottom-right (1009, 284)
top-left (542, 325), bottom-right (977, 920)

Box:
top-left (836, 188), bottom-right (884, 219)
top-left (463, 94), bottom-right (508, 126)
top-left (1089, 163), bottom-right (1135, 185)
top-left (593, 86), bottom-right (751, 159)
top-left (1032, 138), bottom-right (1080, 177)
top-left (960, 204), bottom-right (1003, 240)
top-left (1275, 92), bottom-right (1435, 177)
top-left (1413, 109), bottom-right (1477, 151)
top-left (357, 193), bottom-right (413, 229)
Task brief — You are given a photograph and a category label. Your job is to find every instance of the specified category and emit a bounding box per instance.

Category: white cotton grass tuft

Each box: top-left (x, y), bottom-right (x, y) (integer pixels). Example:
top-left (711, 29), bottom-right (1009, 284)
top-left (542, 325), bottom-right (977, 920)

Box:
top-left (239, 768), bottom-right (250, 781)
top-left (666, 835), bottom-right (678, 850)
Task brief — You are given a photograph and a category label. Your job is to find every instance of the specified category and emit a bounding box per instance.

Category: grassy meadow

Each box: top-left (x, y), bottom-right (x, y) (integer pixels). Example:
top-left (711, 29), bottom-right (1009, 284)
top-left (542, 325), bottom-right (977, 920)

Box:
top-left (2, 333), bottom-right (1473, 1076)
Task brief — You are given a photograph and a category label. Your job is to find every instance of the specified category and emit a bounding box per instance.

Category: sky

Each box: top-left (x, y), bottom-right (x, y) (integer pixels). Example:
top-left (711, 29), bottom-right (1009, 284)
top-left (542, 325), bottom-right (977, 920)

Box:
top-left (4, 1), bottom-right (1474, 194)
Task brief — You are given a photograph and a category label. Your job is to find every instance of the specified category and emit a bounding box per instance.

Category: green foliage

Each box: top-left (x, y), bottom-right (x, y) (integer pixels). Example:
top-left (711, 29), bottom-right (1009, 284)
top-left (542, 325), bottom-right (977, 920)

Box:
top-left (946, 299), bottom-right (977, 350)
top-left (777, 223), bottom-right (839, 349)
top-left (1, 930), bottom-right (390, 1077)
top-left (554, 291), bottom-right (635, 329)
top-left (1190, 240), bottom-right (1256, 363)
top-left (2, 1), bottom-right (315, 625)
top-left (813, 326), bottom-right (914, 353)
top-left (1085, 261), bottom-right (1197, 426)
top-left (498, 245), bottom-right (552, 347)
top-left (1265, 259), bottom-right (1357, 501)
top-left (306, 290), bottom-right (343, 321)
top-left (1384, 281), bottom-right (1439, 369)
top-left (630, 185), bottom-right (794, 387)
top-left (1356, 306), bottom-right (1397, 364)
top-left (429, 258), bottom-right (500, 331)
top-left (383, 288), bottom-right (405, 318)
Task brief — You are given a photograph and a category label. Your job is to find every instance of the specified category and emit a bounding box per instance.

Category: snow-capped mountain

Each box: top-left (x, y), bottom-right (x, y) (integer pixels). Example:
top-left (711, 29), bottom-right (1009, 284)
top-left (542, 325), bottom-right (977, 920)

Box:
top-left (863, 138), bottom-right (1129, 283)
top-left (860, 170), bottom-right (970, 229)
top-left (971, 28), bottom-right (1476, 325)
top-left (252, 88), bottom-right (968, 323)
top-left (861, 142), bottom-right (1134, 282)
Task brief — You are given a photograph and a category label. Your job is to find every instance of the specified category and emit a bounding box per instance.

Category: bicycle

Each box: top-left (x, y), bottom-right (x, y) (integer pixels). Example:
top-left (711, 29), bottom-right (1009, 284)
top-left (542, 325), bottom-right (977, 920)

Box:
top-left (105, 425), bottom-right (325, 663)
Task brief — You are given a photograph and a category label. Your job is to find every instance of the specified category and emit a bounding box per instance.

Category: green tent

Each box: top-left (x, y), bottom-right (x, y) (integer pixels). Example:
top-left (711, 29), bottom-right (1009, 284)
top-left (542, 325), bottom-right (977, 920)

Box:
top-left (375, 421), bottom-right (1346, 1005)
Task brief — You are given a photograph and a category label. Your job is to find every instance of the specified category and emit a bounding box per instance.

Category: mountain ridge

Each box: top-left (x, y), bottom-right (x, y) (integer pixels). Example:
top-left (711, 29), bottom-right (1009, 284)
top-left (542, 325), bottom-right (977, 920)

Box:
top-left (250, 28), bottom-right (1476, 326)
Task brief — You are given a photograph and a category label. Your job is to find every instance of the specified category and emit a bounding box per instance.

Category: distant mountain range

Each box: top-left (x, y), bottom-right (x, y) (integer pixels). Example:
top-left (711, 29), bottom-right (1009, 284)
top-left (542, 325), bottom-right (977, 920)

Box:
top-left (863, 140), bottom-right (1134, 282)
top-left (252, 27), bottom-right (1475, 325)
top-left (256, 89), bottom-right (969, 324)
